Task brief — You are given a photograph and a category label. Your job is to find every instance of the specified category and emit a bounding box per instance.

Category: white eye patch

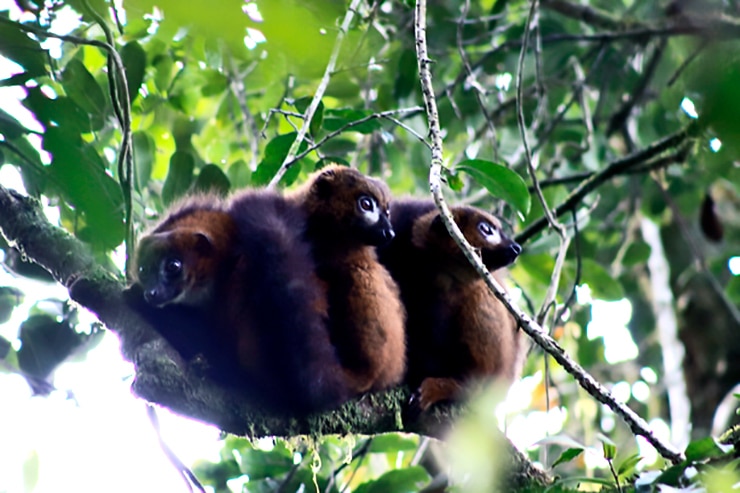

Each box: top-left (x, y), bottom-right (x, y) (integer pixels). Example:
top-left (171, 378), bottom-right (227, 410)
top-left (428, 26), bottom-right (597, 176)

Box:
top-left (358, 196), bottom-right (380, 225)
top-left (477, 221), bottom-right (502, 245)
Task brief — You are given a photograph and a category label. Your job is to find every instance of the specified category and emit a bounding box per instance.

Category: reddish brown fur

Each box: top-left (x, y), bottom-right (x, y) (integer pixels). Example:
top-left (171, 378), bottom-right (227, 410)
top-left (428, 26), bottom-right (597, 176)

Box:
top-left (132, 195), bottom-right (237, 307)
top-left (380, 201), bottom-right (524, 410)
top-left (289, 165), bottom-right (406, 393)
top-left (128, 191), bottom-right (352, 414)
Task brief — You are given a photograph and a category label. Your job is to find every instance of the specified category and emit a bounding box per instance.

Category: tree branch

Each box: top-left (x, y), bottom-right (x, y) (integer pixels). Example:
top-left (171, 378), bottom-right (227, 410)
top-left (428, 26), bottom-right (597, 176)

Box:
top-left (414, 0), bottom-right (685, 465)
top-left (515, 123), bottom-right (697, 245)
top-left (267, 0), bottom-right (363, 189)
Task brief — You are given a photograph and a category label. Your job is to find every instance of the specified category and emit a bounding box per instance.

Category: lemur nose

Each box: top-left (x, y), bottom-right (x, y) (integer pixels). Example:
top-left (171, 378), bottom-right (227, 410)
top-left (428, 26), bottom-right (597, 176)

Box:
top-left (510, 242), bottom-right (522, 255)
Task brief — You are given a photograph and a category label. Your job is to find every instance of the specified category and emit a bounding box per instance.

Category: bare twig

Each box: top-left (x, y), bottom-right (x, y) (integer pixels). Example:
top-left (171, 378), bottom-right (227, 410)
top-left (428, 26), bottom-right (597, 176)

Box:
top-left (267, 0), bottom-right (363, 189)
top-left (147, 405), bottom-right (206, 493)
top-left (414, 0), bottom-right (685, 465)
top-left (516, 0), bottom-right (570, 324)
top-left (281, 107), bottom-right (424, 170)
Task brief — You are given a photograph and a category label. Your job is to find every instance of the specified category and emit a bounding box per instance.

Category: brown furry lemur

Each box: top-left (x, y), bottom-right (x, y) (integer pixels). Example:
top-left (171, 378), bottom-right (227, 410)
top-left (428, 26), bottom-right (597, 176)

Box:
top-left (378, 199), bottom-right (525, 410)
top-left (125, 191), bottom-right (353, 415)
top-left (288, 165), bottom-right (407, 394)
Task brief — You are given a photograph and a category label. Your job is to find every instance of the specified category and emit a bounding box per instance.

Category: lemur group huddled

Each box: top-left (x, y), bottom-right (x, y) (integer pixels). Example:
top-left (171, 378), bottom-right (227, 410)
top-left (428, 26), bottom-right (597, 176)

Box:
top-left (125, 165), bottom-right (525, 416)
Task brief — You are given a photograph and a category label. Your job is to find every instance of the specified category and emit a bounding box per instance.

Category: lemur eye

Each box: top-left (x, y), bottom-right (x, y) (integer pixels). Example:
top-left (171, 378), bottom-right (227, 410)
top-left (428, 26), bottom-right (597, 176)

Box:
top-left (478, 221), bottom-right (494, 236)
top-left (358, 195), bottom-right (376, 212)
top-left (164, 258), bottom-right (183, 276)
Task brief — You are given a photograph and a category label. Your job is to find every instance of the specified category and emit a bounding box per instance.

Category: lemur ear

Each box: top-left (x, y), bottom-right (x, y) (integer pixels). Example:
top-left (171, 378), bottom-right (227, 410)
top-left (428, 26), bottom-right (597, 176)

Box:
top-left (430, 214), bottom-right (449, 237)
top-left (312, 169), bottom-right (336, 199)
top-left (192, 232), bottom-right (214, 254)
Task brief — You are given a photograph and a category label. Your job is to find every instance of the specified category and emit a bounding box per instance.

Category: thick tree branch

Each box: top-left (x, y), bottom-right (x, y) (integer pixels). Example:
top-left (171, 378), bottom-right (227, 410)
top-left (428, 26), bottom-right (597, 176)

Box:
top-left (0, 184), bottom-right (431, 437)
top-left (0, 183), bottom-right (552, 492)
top-left (414, 0), bottom-right (685, 465)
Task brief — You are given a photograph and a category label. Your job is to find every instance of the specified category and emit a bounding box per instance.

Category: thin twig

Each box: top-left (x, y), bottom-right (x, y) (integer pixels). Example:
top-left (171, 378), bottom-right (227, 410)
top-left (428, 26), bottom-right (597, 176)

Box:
top-left (146, 405), bottom-right (206, 493)
top-left (515, 123), bottom-right (697, 245)
top-left (414, 0), bottom-right (685, 465)
top-left (280, 107), bottom-right (425, 170)
top-left (516, 0), bottom-right (570, 324)
top-left (267, 0), bottom-right (363, 189)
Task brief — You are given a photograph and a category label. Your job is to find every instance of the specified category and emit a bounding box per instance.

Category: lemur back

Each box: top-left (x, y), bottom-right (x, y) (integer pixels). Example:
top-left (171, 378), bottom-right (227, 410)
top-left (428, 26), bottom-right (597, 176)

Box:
top-left (289, 165), bottom-right (406, 393)
top-left (379, 199), bottom-right (524, 410)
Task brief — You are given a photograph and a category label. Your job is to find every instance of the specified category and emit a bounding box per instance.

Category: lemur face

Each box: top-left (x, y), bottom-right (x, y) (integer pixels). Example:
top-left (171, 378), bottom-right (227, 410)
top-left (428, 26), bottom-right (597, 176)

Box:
top-left (134, 230), bottom-right (214, 307)
top-left (412, 206), bottom-right (522, 271)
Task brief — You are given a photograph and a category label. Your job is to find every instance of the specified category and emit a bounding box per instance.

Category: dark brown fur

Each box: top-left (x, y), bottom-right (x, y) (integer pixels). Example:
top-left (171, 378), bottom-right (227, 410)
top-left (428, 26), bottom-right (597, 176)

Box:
top-left (379, 199), bottom-right (524, 410)
top-left (289, 165), bottom-right (406, 393)
top-left (126, 192), bottom-right (352, 415)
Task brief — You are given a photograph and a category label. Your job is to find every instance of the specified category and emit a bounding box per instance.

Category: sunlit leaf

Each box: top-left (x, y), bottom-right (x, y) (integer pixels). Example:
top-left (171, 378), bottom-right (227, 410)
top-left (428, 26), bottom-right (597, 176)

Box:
top-left (455, 159), bottom-right (531, 218)
top-left (552, 447), bottom-right (585, 468)
top-left (353, 466), bottom-right (430, 493)
top-left (239, 445), bottom-right (293, 480)
top-left (368, 433), bottom-right (418, 453)
top-left (685, 437), bottom-right (731, 462)
top-left (616, 453), bottom-right (642, 478)
top-left (0, 18), bottom-right (47, 77)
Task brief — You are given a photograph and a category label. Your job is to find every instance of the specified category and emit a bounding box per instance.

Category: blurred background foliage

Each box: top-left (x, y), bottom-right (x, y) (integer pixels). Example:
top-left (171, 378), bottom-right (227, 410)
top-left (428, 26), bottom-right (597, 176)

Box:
top-left (1, 0), bottom-right (740, 491)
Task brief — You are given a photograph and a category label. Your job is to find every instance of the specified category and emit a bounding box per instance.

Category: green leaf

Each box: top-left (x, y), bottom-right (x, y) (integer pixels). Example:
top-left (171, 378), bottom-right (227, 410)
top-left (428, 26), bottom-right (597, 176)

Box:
top-left (319, 138), bottom-right (358, 156)
top-left (685, 437), bottom-right (731, 462)
top-left (354, 466), bottom-right (430, 493)
top-left (0, 19), bottom-right (47, 77)
top-left (226, 159), bottom-right (251, 189)
top-left (0, 334), bottom-right (18, 370)
top-left (194, 164), bottom-right (230, 195)
top-left (0, 286), bottom-right (24, 324)
top-left (162, 150), bottom-right (195, 205)
top-left (616, 452), bottom-right (642, 478)
top-left (153, 54), bottom-right (174, 92)
top-left (239, 446), bottom-right (293, 481)
top-left (622, 241), bottom-right (651, 267)
top-left (393, 49), bottom-right (418, 100)
top-left (578, 259), bottom-right (624, 301)
top-left (24, 86), bottom-right (97, 133)
top-left (368, 433), bottom-right (419, 453)
top-left (252, 133), bottom-right (307, 186)
top-left (455, 159), bottom-right (531, 217)
top-left (201, 69), bottom-right (228, 97)
top-left (62, 59), bottom-right (107, 122)
top-left (0, 107), bottom-right (29, 138)
top-left (294, 96), bottom-right (324, 136)
top-left (132, 131), bottom-right (155, 190)
top-left (552, 447), bottom-right (584, 468)
top-left (121, 41), bottom-right (147, 103)
top-left (323, 109), bottom-right (381, 134)
top-left (45, 126), bottom-right (124, 248)
top-left (600, 436), bottom-right (617, 460)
